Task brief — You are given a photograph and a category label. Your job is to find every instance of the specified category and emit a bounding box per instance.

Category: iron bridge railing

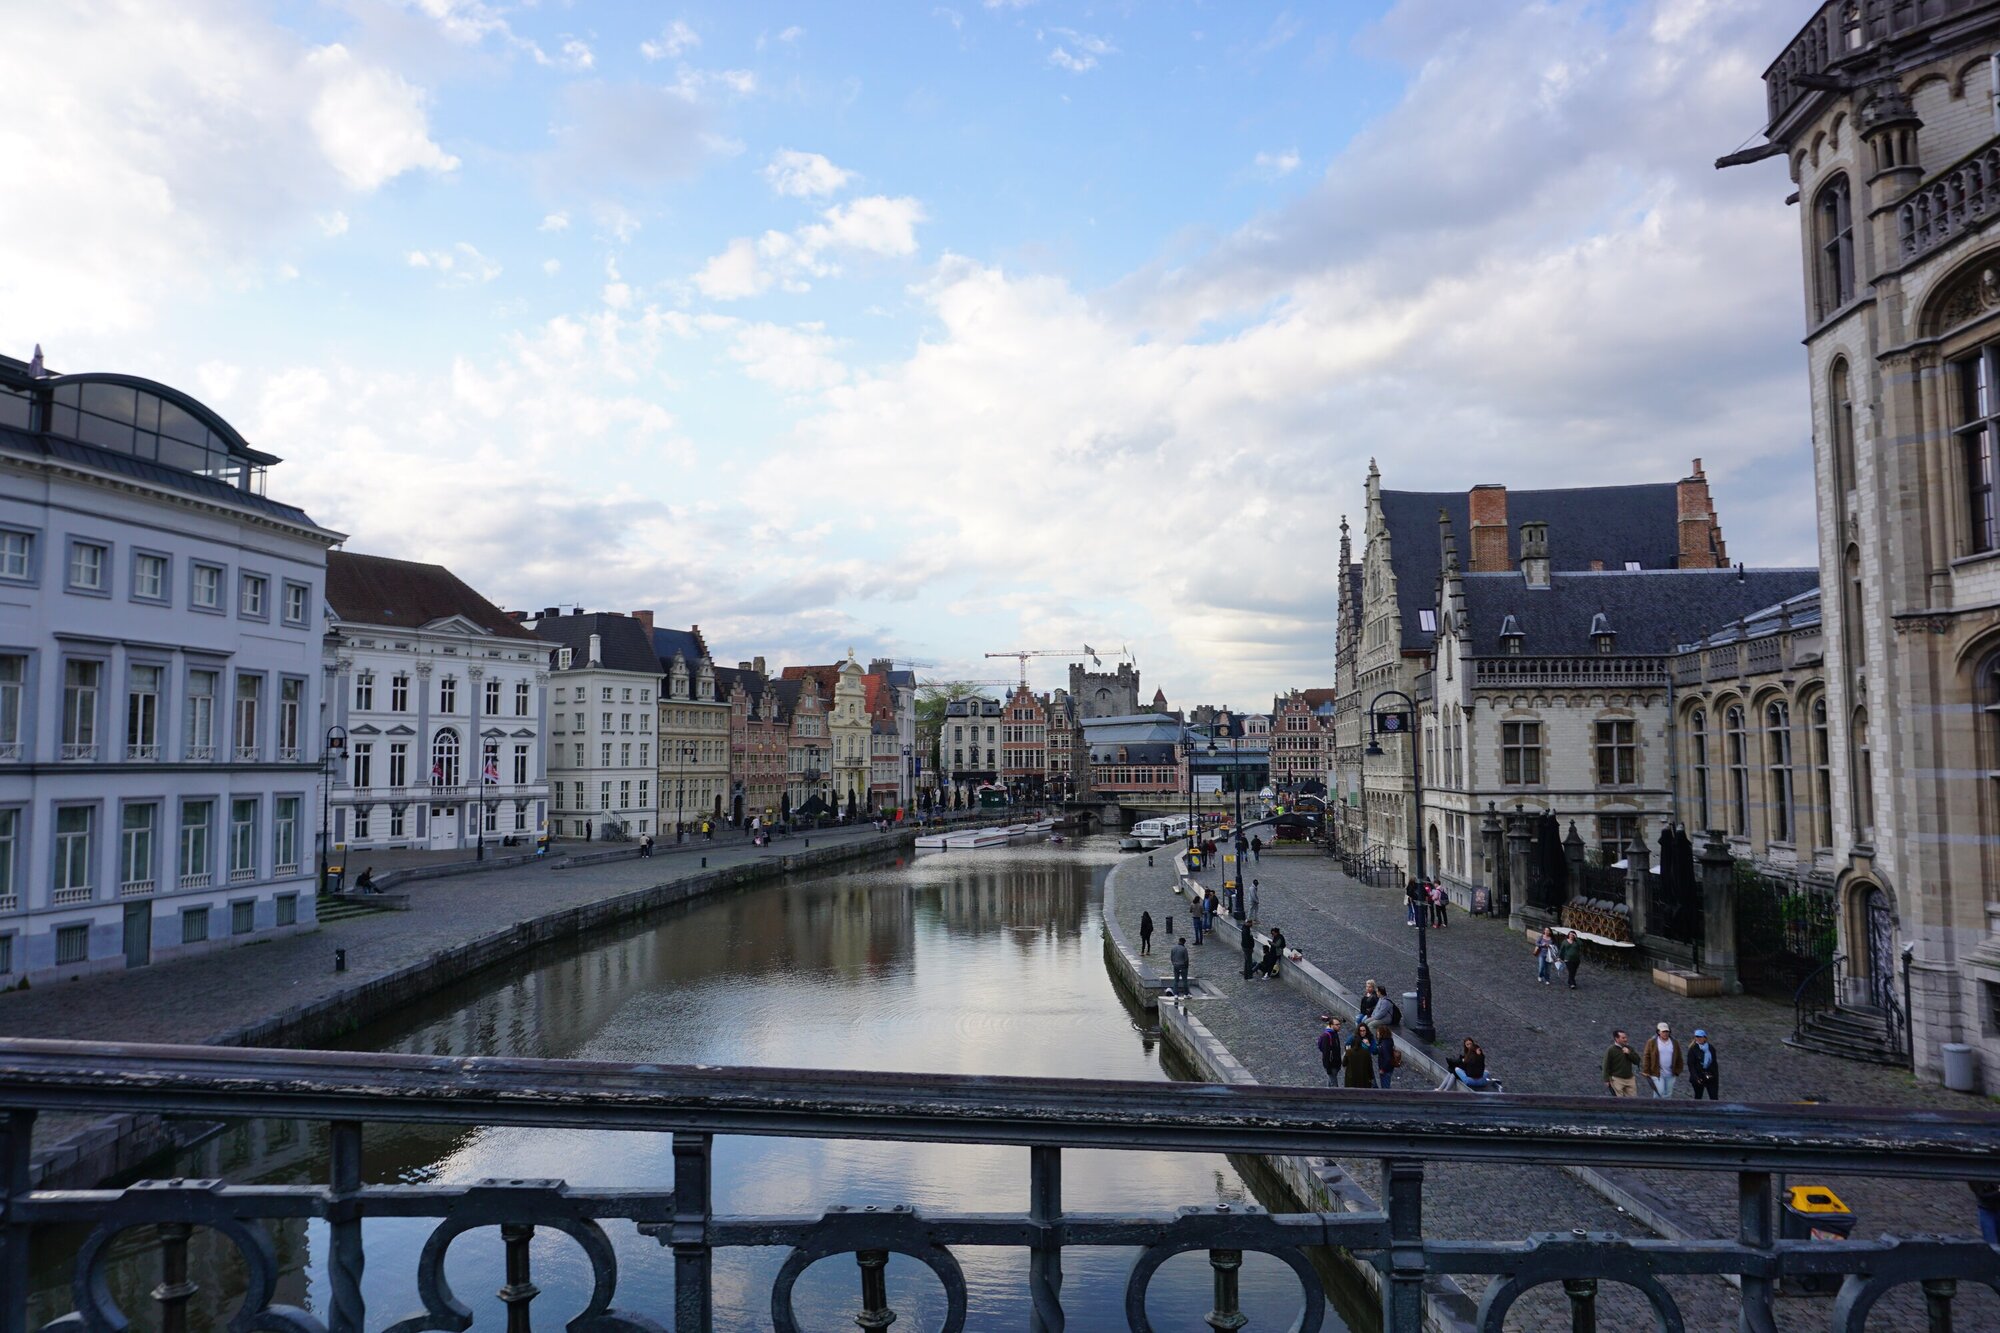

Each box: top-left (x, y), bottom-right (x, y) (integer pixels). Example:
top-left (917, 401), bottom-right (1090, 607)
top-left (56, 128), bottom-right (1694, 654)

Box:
top-left (1, 1038), bottom-right (1999, 1332)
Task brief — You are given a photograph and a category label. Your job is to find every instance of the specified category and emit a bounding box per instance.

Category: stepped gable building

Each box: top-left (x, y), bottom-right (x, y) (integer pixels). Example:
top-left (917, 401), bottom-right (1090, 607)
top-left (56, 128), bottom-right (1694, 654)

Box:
top-left (1000, 683), bottom-right (1048, 799)
top-left (771, 675), bottom-right (831, 814)
top-left (1270, 689), bottom-right (1336, 794)
top-left (526, 610), bottom-right (658, 841)
top-left (0, 350), bottom-right (342, 982)
top-left (651, 621), bottom-right (727, 830)
top-left (324, 553), bottom-right (550, 855)
top-left (718, 658), bottom-right (785, 823)
top-left (1333, 459), bottom-right (1734, 888)
top-left (1729, 0), bottom-right (2000, 1083)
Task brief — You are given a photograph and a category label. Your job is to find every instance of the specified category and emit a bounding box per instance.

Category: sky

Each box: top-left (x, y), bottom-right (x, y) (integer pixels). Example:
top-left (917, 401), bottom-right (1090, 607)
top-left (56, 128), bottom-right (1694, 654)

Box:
top-left (0, 0), bottom-right (1819, 709)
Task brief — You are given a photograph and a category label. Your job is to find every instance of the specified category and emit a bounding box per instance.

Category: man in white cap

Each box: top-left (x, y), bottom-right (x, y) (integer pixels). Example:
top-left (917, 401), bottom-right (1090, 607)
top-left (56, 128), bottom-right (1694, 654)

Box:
top-left (1688, 1028), bottom-right (1719, 1101)
top-left (1642, 1021), bottom-right (1685, 1099)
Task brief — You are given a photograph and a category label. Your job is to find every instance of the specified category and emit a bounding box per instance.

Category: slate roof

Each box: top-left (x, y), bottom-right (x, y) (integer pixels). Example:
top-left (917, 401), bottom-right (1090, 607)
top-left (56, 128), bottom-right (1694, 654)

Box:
top-left (781, 664), bottom-right (841, 698)
top-left (712, 664), bottom-right (767, 709)
top-left (533, 612), bottom-right (661, 673)
top-left (1459, 569), bottom-right (1819, 657)
top-left (0, 423), bottom-right (323, 527)
top-left (650, 625), bottom-right (709, 666)
top-left (1381, 483), bottom-right (1682, 652)
top-left (1678, 586), bottom-right (1823, 651)
top-left (1090, 741), bottom-right (1179, 764)
top-left (327, 552), bottom-right (541, 639)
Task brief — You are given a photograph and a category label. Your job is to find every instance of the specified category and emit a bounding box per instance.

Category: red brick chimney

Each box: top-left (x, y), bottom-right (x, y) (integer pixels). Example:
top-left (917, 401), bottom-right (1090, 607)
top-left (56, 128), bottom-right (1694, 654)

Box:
top-left (1468, 484), bottom-right (1509, 572)
top-left (1676, 459), bottom-right (1726, 569)
top-left (631, 609), bottom-right (655, 633)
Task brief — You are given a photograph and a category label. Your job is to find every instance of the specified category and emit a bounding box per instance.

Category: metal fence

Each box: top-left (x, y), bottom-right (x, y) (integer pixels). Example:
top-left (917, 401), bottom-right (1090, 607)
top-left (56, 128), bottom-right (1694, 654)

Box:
top-left (4, 1038), bottom-right (1999, 1333)
top-left (1734, 868), bottom-right (1838, 1001)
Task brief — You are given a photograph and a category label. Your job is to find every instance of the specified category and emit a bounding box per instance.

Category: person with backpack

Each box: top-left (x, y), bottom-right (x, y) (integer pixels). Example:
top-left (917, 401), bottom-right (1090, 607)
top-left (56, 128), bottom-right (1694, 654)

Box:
top-left (1343, 1024), bottom-right (1377, 1089)
top-left (1316, 1016), bottom-right (1346, 1086)
top-left (1358, 979), bottom-right (1397, 1028)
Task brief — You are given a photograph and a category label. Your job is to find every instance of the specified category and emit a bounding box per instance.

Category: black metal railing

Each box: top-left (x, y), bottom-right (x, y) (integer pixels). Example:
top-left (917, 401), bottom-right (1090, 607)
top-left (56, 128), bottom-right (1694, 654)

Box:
top-left (1793, 952), bottom-right (1846, 1044)
top-left (4, 1039), bottom-right (2000, 1333)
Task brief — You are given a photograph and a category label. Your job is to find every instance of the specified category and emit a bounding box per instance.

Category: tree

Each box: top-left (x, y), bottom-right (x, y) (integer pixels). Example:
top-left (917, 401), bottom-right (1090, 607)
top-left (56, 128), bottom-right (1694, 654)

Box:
top-left (917, 682), bottom-right (988, 795)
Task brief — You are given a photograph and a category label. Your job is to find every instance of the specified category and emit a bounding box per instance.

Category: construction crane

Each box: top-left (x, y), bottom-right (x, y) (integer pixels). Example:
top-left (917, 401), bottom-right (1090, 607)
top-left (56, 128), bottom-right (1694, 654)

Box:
top-left (984, 644), bottom-right (1129, 687)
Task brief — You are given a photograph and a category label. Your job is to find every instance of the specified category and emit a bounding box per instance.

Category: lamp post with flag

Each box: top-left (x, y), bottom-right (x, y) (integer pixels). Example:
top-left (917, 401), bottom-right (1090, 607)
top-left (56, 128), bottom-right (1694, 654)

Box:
top-left (1366, 688), bottom-right (1436, 1044)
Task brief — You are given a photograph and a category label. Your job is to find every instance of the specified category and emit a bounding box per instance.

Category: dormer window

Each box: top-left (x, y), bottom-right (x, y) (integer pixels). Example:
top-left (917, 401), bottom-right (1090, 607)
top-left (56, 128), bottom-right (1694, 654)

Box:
top-left (1418, 609), bottom-right (1437, 633)
top-left (557, 648), bottom-right (573, 670)
top-left (1499, 614), bottom-right (1523, 656)
top-left (1589, 612), bottom-right (1615, 654)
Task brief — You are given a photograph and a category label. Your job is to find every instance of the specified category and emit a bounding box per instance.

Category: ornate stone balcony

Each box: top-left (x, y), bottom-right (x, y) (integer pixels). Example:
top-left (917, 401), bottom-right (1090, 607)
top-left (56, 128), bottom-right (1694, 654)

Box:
top-left (1897, 136), bottom-right (2000, 263)
top-left (1471, 656), bottom-right (1669, 690)
top-left (1766, 1), bottom-right (1984, 131)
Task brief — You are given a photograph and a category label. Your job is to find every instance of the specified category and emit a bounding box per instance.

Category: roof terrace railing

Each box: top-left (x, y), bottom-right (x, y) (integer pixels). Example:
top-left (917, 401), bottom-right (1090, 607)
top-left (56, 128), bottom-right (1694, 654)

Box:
top-left (1765, 0), bottom-right (1984, 131)
top-left (3, 1039), bottom-right (1998, 1331)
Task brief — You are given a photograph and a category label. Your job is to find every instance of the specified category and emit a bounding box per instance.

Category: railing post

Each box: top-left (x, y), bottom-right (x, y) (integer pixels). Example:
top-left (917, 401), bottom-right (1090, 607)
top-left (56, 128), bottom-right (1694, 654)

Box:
top-left (1922, 1277), bottom-right (1957, 1333)
top-left (498, 1222), bottom-right (540, 1333)
top-left (1381, 1157), bottom-right (1425, 1333)
top-left (0, 1111), bottom-right (32, 1333)
top-left (1029, 1145), bottom-right (1065, 1333)
top-left (1205, 1249), bottom-right (1248, 1331)
top-left (328, 1119), bottom-right (365, 1333)
top-left (854, 1249), bottom-right (895, 1329)
top-left (672, 1131), bottom-right (712, 1333)
top-left (152, 1221), bottom-right (197, 1333)
top-left (1738, 1171), bottom-right (1776, 1333)
top-left (1561, 1275), bottom-right (1597, 1333)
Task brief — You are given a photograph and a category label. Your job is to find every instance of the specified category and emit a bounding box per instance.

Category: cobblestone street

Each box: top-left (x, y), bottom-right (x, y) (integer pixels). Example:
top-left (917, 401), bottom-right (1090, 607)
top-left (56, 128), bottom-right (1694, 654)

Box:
top-left (1109, 843), bottom-right (2000, 1331)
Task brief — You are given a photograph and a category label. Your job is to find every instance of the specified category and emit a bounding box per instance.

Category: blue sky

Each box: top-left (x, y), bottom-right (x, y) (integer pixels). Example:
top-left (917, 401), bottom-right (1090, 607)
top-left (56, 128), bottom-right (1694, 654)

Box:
top-left (2, 1), bottom-right (1819, 706)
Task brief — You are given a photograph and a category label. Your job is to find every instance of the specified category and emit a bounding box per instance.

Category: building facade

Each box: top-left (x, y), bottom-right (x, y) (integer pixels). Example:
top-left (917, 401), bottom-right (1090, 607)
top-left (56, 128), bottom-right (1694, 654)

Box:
top-left (0, 351), bottom-right (341, 982)
top-left (776, 676), bottom-right (831, 815)
top-left (942, 696), bottom-right (1002, 801)
top-left (1000, 683), bottom-right (1048, 798)
top-left (829, 655), bottom-right (871, 812)
top-left (720, 660), bottom-right (785, 824)
top-left (526, 611), bottom-right (658, 841)
top-left (324, 553), bottom-right (549, 855)
top-left (1740, 0), bottom-right (2000, 1082)
top-left (1269, 689), bottom-right (1335, 793)
top-left (653, 621), bottom-right (728, 833)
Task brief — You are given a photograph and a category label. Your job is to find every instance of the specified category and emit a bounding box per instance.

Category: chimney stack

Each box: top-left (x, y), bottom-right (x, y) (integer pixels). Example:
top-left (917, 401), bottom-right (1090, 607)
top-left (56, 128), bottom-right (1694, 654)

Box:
top-left (1468, 484), bottom-right (1509, 572)
top-left (1676, 458), bottom-right (1726, 569)
top-left (587, 633), bottom-right (603, 668)
top-left (631, 610), bottom-right (655, 634)
top-left (542, 606), bottom-right (560, 620)
top-left (1520, 521), bottom-right (1551, 588)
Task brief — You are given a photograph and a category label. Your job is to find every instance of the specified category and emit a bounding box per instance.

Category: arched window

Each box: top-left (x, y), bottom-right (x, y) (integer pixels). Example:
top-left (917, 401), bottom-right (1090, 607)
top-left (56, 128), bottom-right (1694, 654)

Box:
top-left (1765, 700), bottom-right (1794, 844)
top-left (1815, 174), bottom-right (1854, 316)
top-left (431, 728), bottom-right (460, 787)
top-left (1952, 344), bottom-right (2000, 554)
top-left (1811, 696), bottom-right (1833, 848)
top-left (1851, 708), bottom-right (1874, 839)
top-left (1830, 358), bottom-right (1856, 499)
top-left (1725, 705), bottom-right (1749, 835)
top-left (1689, 707), bottom-right (1711, 831)
top-left (1843, 546), bottom-right (1866, 684)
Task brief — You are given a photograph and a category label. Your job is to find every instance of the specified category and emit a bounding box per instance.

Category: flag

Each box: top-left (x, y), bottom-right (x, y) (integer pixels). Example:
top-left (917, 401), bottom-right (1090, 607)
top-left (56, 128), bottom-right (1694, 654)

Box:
top-left (484, 758), bottom-right (499, 784)
top-left (430, 762), bottom-right (442, 783)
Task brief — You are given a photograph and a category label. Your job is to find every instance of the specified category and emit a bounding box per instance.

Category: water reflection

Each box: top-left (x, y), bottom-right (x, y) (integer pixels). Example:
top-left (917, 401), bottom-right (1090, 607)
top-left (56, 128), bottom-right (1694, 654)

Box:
top-left (30, 840), bottom-right (1336, 1331)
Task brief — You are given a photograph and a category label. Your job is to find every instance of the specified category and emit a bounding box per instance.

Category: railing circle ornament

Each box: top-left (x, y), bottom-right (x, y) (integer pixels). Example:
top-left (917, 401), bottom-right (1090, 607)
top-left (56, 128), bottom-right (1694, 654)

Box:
top-left (1471, 1232), bottom-right (1685, 1333)
top-left (768, 1222), bottom-right (970, 1333)
top-left (1121, 1240), bottom-right (1325, 1333)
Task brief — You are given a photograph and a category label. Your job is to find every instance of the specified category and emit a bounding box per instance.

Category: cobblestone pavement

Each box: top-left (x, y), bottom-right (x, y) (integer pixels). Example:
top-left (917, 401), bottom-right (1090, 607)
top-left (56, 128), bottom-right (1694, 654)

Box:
top-left (0, 823), bottom-right (900, 1048)
top-left (1111, 847), bottom-right (2000, 1331)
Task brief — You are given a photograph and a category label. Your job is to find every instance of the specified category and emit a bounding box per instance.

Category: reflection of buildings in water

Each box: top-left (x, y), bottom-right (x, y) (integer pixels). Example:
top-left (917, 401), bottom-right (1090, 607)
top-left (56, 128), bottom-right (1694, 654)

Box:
top-left (921, 861), bottom-right (1092, 940)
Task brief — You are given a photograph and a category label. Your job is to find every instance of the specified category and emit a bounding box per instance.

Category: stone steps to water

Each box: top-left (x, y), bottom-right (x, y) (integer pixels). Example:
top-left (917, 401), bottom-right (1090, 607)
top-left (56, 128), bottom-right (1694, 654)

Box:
top-left (314, 893), bottom-right (394, 923)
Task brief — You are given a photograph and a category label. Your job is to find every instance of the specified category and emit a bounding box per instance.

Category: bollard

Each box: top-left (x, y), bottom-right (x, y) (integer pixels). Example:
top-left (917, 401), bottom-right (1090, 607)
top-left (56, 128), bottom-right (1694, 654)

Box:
top-left (701, 856), bottom-right (707, 868)
top-left (1148, 855), bottom-right (1154, 867)
top-left (333, 948), bottom-right (347, 973)
top-left (804, 839), bottom-right (810, 848)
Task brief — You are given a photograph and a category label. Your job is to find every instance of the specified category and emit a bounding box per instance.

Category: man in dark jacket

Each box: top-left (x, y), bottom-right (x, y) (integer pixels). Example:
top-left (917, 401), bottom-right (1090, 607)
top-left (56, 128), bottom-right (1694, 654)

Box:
top-left (1240, 918), bottom-right (1256, 979)
top-left (1169, 938), bottom-right (1190, 997)
top-left (1316, 1016), bottom-right (1345, 1086)
top-left (1688, 1029), bottom-right (1720, 1100)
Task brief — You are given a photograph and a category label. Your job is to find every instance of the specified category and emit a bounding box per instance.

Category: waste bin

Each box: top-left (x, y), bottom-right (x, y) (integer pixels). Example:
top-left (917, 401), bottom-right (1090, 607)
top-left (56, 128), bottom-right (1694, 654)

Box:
top-left (1780, 1184), bottom-right (1854, 1293)
top-left (1401, 992), bottom-right (1418, 1027)
top-left (1942, 1042), bottom-right (1979, 1093)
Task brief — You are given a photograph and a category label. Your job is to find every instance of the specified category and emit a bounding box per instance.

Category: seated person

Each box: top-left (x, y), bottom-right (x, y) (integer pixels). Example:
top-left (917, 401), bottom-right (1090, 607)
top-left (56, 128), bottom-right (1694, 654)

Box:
top-left (1437, 1037), bottom-right (1493, 1090)
top-left (353, 867), bottom-right (378, 894)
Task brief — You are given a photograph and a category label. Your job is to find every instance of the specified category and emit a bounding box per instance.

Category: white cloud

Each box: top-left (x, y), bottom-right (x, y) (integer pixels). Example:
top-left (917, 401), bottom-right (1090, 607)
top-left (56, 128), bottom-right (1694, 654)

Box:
top-left (318, 210), bottom-right (351, 237)
top-left (762, 149), bottom-right (855, 198)
top-left (1047, 46), bottom-right (1095, 73)
top-left (1046, 27), bottom-right (1114, 72)
top-left (407, 242), bottom-right (501, 285)
top-left (728, 322), bottom-right (848, 393)
top-left (693, 237), bottom-right (771, 300)
top-left (539, 211), bottom-right (570, 232)
top-left (1253, 149), bottom-right (1300, 177)
top-left (778, 25), bottom-right (805, 43)
top-left (693, 196), bottom-right (925, 300)
top-left (543, 258), bottom-right (562, 276)
top-left (305, 44), bottom-right (459, 190)
top-left (640, 20), bottom-right (700, 61)
top-left (545, 38), bottom-right (595, 71)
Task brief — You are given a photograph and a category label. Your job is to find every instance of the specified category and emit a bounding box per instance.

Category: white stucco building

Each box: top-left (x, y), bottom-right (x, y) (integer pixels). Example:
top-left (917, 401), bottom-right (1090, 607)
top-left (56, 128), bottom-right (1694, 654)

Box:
top-left (526, 610), bottom-right (660, 841)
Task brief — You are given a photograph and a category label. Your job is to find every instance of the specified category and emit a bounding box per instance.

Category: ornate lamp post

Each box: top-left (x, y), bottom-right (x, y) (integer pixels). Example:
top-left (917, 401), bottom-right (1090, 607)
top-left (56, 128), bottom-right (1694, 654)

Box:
top-left (676, 741), bottom-right (696, 843)
top-left (319, 725), bottom-right (347, 893)
top-left (1366, 688), bottom-right (1436, 1045)
top-left (1180, 736), bottom-right (1196, 843)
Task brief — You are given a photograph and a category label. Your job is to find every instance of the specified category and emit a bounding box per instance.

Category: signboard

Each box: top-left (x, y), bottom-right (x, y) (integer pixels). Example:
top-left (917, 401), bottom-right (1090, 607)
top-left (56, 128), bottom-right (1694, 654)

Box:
top-left (1194, 775), bottom-right (1222, 794)
top-left (1373, 710), bottom-right (1412, 737)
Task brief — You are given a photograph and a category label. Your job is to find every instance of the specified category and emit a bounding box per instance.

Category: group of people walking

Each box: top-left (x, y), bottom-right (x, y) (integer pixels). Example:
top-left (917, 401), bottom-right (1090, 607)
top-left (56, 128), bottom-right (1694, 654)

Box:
top-left (1532, 926), bottom-right (1585, 990)
top-left (1603, 1022), bottom-right (1720, 1099)
top-left (1405, 878), bottom-right (1449, 927)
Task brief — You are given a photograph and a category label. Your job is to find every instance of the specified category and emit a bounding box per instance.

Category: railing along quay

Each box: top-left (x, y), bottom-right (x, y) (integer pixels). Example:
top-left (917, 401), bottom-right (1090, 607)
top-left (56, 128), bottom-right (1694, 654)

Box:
top-left (2, 1039), bottom-right (1998, 1332)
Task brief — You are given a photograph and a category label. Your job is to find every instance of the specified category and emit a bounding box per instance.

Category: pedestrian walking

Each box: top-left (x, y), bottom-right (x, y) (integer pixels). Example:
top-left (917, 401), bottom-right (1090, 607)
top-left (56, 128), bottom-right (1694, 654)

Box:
top-left (1343, 1025), bottom-right (1377, 1089)
top-left (1250, 834), bottom-right (1263, 862)
top-left (1169, 938), bottom-right (1190, 997)
top-left (1559, 931), bottom-right (1583, 990)
top-left (1240, 918), bottom-right (1256, 980)
top-left (1191, 906), bottom-right (1205, 945)
top-left (1317, 1016), bottom-right (1347, 1087)
top-left (640, 833), bottom-right (653, 858)
top-left (1429, 880), bottom-right (1447, 927)
top-left (1373, 1022), bottom-right (1400, 1089)
top-left (1688, 1028), bottom-right (1719, 1100)
top-left (1602, 1030), bottom-right (1639, 1097)
top-left (1138, 911), bottom-right (1154, 956)
top-left (1248, 878), bottom-right (1260, 917)
top-left (1405, 879), bottom-right (1423, 926)
top-left (1642, 1022), bottom-right (1684, 1098)
top-left (1534, 927), bottom-right (1557, 986)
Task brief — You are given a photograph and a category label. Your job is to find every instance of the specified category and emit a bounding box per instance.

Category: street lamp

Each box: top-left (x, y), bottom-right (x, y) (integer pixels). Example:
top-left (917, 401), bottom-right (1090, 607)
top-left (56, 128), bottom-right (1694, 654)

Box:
top-left (1180, 736), bottom-right (1195, 844)
top-left (1366, 688), bottom-right (1436, 1045)
top-left (676, 741), bottom-right (696, 843)
top-left (318, 725), bottom-right (347, 893)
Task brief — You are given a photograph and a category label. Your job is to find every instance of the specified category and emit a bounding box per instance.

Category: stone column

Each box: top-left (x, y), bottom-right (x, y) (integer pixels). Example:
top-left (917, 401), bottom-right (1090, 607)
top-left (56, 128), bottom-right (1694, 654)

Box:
top-left (1698, 828), bottom-right (1740, 994)
top-left (1480, 802), bottom-right (1503, 916)
top-left (1625, 835), bottom-right (1651, 944)
top-left (1506, 808), bottom-right (1533, 931)
top-left (1562, 821), bottom-right (1586, 911)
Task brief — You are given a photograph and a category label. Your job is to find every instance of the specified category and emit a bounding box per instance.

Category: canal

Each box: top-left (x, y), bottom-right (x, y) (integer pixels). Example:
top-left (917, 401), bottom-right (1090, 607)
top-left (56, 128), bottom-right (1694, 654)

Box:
top-left (31, 837), bottom-right (1337, 1329)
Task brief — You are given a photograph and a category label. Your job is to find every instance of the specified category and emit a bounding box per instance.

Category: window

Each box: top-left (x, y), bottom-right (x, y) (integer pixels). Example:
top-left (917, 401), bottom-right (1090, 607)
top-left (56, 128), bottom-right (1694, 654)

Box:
top-left (1815, 174), bottom-right (1853, 316)
top-left (1417, 609), bottom-right (1437, 632)
top-left (484, 678), bottom-right (501, 715)
top-left (431, 729), bottom-right (460, 787)
top-left (1725, 705), bottom-right (1750, 834)
top-left (352, 808), bottom-right (370, 839)
top-left (388, 742), bottom-right (408, 788)
top-left (1501, 722), bottom-right (1542, 784)
top-left (620, 743), bottom-right (631, 767)
top-left (355, 672), bottom-right (375, 710)
top-left (239, 573), bottom-right (266, 618)
top-left (619, 780), bottom-right (632, 809)
top-left (233, 674), bottom-right (261, 760)
top-left (483, 802), bottom-right (498, 834)
top-left (351, 742), bottom-right (373, 789)
top-left (179, 801), bottom-right (211, 886)
top-left (0, 808), bottom-right (16, 908)
top-left (601, 687), bottom-right (612, 702)
top-left (181, 908), bottom-right (210, 945)
top-left (515, 680), bottom-right (530, 716)
top-left (54, 806), bottom-right (92, 902)
top-left (1811, 697), bottom-right (1833, 847)
top-left (389, 805), bottom-right (406, 838)
top-left (278, 678), bottom-right (302, 758)
top-left (602, 712), bottom-right (613, 731)
top-left (621, 713), bottom-right (632, 731)
top-left (1594, 720), bottom-right (1637, 785)
top-left (185, 669), bottom-right (216, 760)
top-left (68, 541), bottom-right (106, 591)
top-left (513, 744), bottom-right (529, 785)
top-left (599, 782), bottom-right (611, 810)
top-left (133, 552), bottom-right (167, 601)
top-left (275, 893), bottom-right (298, 927)
top-left (0, 530), bottom-right (31, 581)
top-left (55, 924), bottom-right (88, 965)
top-left (1765, 701), bottom-right (1794, 844)
top-left (573, 743), bottom-right (583, 766)
top-left (231, 899), bottom-right (255, 935)
top-left (1954, 344), bottom-right (2000, 554)
top-left (229, 798), bottom-right (257, 880)
top-left (0, 656), bottom-right (17, 758)
top-left (622, 688), bottom-right (633, 702)
top-left (638, 779), bottom-right (649, 808)
top-left (639, 743), bottom-right (649, 766)
top-left (1851, 707), bottom-right (1875, 839)
top-left (439, 676), bottom-right (457, 713)
top-left (192, 563), bottom-right (222, 610)
top-left (274, 797), bottom-right (299, 873)
top-left (1689, 708), bottom-right (1711, 831)
top-left (126, 664), bottom-right (161, 759)
top-left (641, 688), bottom-right (651, 703)
top-left (601, 742), bottom-right (612, 766)
top-left (391, 673), bottom-right (410, 712)
top-left (1599, 814), bottom-right (1642, 865)
top-left (120, 803), bottom-right (155, 892)
top-left (283, 581), bottom-right (309, 625)
top-left (514, 802), bottom-right (528, 831)
top-left (1830, 359), bottom-right (1856, 499)
top-left (62, 660), bottom-right (100, 759)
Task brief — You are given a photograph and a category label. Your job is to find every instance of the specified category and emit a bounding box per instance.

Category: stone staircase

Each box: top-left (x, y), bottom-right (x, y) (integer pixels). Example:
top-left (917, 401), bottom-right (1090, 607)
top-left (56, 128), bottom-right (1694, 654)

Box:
top-left (1788, 1003), bottom-right (1906, 1067)
top-left (315, 893), bottom-right (395, 924)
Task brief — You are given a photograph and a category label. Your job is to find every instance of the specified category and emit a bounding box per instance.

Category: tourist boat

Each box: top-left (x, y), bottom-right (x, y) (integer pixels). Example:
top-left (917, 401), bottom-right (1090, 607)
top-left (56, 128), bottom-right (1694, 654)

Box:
top-left (1118, 837), bottom-right (1143, 853)
top-left (913, 828), bottom-right (1016, 851)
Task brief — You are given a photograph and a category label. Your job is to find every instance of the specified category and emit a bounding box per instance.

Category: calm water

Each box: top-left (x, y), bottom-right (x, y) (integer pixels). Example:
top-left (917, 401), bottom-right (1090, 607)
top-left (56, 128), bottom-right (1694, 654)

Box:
top-left (33, 837), bottom-right (1335, 1330)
